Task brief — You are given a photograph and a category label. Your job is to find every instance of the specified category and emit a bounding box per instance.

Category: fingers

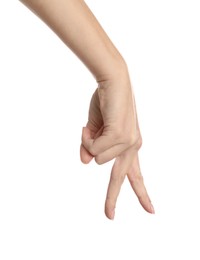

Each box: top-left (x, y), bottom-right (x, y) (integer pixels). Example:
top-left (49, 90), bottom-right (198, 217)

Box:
top-left (94, 143), bottom-right (128, 164)
top-left (94, 137), bottom-right (141, 164)
top-left (105, 150), bottom-right (155, 220)
top-left (82, 127), bottom-right (141, 164)
top-left (80, 126), bottom-right (103, 164)
top-left (127, 153), bottom-right (155, 214)
top-left (104, 156), bottom-right (130, 220)
top-left (82, 127), bottom-right (117, 156)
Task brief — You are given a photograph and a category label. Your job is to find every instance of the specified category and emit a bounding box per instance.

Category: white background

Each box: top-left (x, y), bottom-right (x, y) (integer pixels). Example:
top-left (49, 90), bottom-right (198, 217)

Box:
top-left (0, 0), bottom-right (200, 259)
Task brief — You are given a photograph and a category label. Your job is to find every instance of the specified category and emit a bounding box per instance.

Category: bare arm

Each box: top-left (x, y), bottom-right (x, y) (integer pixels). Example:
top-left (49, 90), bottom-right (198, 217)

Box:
top-left (19, 0), bottom-right (126, 81)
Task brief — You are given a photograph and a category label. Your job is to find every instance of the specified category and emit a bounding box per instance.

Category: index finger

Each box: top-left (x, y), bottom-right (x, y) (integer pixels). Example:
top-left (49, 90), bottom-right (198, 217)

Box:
top-left (104, 154), bottom-right (131, 220)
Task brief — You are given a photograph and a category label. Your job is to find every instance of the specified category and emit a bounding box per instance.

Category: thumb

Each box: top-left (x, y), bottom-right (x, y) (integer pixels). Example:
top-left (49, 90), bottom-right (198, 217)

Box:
top-left (82, 126), bottom-right (114, 156)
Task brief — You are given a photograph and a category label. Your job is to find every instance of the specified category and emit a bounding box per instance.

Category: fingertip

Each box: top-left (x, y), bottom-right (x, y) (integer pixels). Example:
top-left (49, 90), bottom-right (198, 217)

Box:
top-left (105, 209), bottom-right (115, 220)
top-left (80, 157), bottom-right (93, 164)
top-left (80, 144), bottom-right (93, 164)
top-left (150, 203), bottom-right (155, 214)
top-left (139, 198), bottom-right (155, 215)
top-left (81, 127), bottom-right (95, 155)
top-left (94, 156), bottom-right (104, 165)
top-left (105, 201), bottom-right (116, 220)
top-left (110, 210), bottom-right (115, 220)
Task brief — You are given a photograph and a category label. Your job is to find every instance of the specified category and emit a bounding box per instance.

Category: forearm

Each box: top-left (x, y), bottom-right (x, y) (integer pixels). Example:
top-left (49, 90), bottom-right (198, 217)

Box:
top-left (19, 0), bottom-right (127, 81)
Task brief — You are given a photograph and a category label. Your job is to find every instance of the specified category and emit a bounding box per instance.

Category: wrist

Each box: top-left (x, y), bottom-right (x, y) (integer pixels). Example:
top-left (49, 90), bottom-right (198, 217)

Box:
top-left (96, 56), bottom-right (128, 81)
top-left (96, 58), bottom-right (131, 90)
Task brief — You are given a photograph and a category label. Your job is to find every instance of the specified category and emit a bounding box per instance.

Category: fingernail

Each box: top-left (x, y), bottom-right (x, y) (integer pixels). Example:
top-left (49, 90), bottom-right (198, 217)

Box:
top-left (150, 204), bottom-right (155, 214)
top-left (110, 210), bottom-right (115, 220)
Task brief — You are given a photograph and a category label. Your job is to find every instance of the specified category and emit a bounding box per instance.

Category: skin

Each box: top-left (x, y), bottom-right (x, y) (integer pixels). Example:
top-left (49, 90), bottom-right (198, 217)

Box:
top-left (20, 0), bottom-right (155, 220)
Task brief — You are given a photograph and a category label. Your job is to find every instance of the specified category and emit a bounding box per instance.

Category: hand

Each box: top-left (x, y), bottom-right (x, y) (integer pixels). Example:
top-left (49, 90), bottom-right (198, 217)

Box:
top-left (80, 70), bottom-right (155, 220)
top-left (20, 0), bottom-right (154, 220)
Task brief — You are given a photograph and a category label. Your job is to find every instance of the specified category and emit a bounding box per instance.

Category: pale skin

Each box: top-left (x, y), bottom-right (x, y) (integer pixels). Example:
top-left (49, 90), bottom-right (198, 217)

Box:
top-left (20, 0), bottom-right (155, 220)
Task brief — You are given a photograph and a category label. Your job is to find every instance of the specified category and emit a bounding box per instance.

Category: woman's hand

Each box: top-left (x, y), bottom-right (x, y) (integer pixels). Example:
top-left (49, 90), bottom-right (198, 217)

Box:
top-left (20, 0), bottom-right (154, 220)
top-left (80, 69), bottom-right (155, 220)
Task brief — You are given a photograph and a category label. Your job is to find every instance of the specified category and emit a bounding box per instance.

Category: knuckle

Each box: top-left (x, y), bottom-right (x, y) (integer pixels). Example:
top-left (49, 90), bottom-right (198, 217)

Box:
top-left (111, 173), bottom-right (125, 185)
top-left (112, 127), bottom-right (143, 150)
top-left (129, 172), bottom-right (144, 185)
top-left (113, 129), bottom-right (134, 145)
top-left (134, 173), bottom-right (144, 183)
top-left (135, 135), bottom-right (143, 149)
top-left (133, 174), bottom-right (144, 183)
top-left (128, 134), bottom-right (143, 149)
top-left (88, 145), bottom-right (98, 157)
top-left (95, 155), bottom-right (104, 165)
